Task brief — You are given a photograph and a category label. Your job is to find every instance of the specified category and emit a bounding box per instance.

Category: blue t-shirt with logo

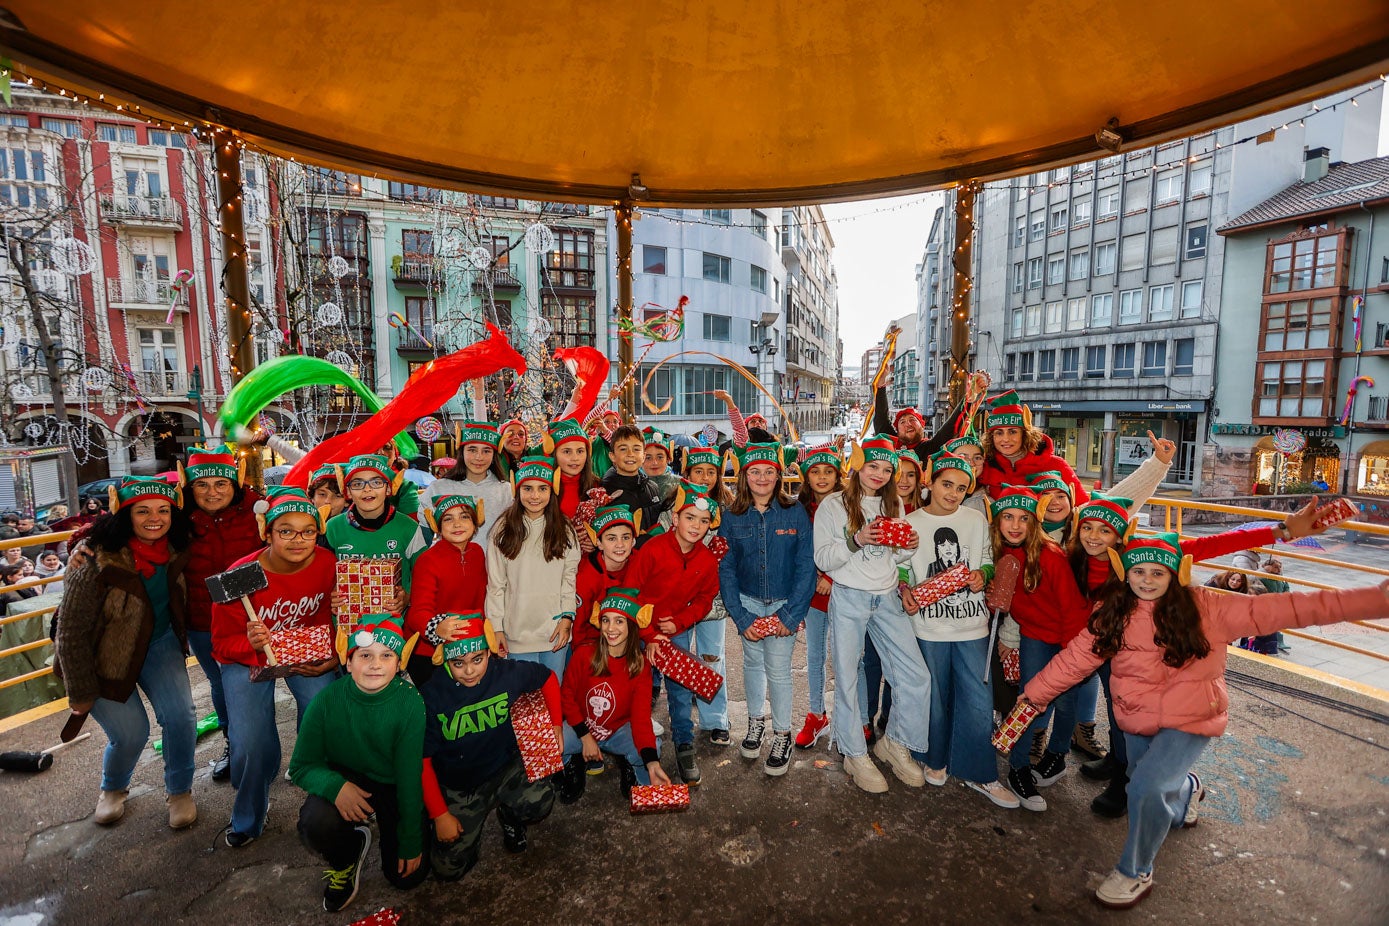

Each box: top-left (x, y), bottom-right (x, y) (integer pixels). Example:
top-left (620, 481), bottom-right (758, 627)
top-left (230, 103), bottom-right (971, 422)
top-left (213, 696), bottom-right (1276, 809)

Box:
top-left (421, 657), bottom-right (552, 791)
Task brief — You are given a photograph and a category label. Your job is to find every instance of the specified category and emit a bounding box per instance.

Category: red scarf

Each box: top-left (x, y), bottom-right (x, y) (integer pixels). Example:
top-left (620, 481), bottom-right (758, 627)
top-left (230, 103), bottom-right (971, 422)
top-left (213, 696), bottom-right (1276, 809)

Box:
top-left (129, 536), bottom-right (171, 579)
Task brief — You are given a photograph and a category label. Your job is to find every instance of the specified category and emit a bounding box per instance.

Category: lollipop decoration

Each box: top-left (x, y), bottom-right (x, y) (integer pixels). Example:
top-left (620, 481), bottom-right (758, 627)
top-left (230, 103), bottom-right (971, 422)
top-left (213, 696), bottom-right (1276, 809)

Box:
top-left (388, 311), bottom-right (434, 350)
top-left (1340, 376), bottom-right (1376, 426)
top-left (51, 237), bottom-right (96, 277)
top-left (1272, 428), bottom-right (1306, 456)
top-left (165, 269), bottom-right (195, 324)
top-left (415, 416), bottom-right (443, 442)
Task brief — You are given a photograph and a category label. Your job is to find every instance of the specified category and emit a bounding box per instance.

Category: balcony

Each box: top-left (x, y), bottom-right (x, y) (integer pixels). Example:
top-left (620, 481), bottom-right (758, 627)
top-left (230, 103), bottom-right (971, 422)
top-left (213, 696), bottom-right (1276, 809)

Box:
top-left (392, 259), bottom-right (445, 289)
top-left (395, 329), bottom-right (445, 356)
top-left (106, 277), bottom-right (191, 312)
top-left (100, 195), bottom-right (183, 228)
top-left (134, 370), bottom-right (189, 397)
top-left (540, 266), bottom-right (595, 290)
top-left (471, 266), bottom-right (521, 291)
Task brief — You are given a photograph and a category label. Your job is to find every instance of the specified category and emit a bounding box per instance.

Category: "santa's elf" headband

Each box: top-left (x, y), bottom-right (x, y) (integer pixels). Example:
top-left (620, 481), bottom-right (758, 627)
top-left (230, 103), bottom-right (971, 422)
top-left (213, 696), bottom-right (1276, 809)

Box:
top-left (183, 445), bottom-right (244, 485)
top-left (456, 420), bottom-right (501, 449)
top-left (110, 474), bottom-right (182, 511)
top-left (590, 587), bottom-right (654, 628)
top-left (929, 449), bottom-right (976, 491)
top-left (1110, 531), bottom-right (1192, 585)
top-left (989, 485), bottom-right (1039, 519)
top-left (985, 390), bottom-right (1032, 430)
top-left (437, 613), bottom-right (500, 659)
top-left (1076, 492), bottom-right (1134, 537)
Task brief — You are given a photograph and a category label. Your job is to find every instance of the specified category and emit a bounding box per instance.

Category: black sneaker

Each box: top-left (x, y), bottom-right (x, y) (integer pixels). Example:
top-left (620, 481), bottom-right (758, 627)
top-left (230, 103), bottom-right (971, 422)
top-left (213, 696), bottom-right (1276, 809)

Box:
top-left (1091, 772), bottom-right (1129, 819)
top-left (500, 818), bottom-right (528, 853)
top-left (1007, 766), bottom-right (1047, 812)
top-left (617, 759), bottom-right (638, 797)
top-left (1082, 752), bottom-right (1122, 781)
top-left (741, 718), bottom-right (766, 759)
top-left (555, 756), bottom-right (586, 805)
top-left (676, 743), bottom-right (701, 785)
top-left (1033, 751), bottom-right (1067, 787)
top-left (764, 732), bottom-right (793, 777)
top-left (224, 828), bottom-right (256, 848)
top-left (211, 734), bottom-right (231, 782)
top-left (709, 728), bottom-right (731, 748)
top-left (322, 825), bottom-right (370, 913)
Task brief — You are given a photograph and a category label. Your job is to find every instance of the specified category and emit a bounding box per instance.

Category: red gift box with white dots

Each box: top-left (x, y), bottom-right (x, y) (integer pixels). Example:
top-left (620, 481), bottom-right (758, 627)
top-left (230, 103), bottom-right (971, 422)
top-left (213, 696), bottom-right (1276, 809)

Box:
top-left (630, 783), bottom-right (690, 814)
top-left (511, 689), bottom-right (564, 783)
top-left (648, 642), bottom-right (724, 703)
top-left (873, 516), bottom-right (918, 548)
top-left (910, 563), bottom-right (971, 608)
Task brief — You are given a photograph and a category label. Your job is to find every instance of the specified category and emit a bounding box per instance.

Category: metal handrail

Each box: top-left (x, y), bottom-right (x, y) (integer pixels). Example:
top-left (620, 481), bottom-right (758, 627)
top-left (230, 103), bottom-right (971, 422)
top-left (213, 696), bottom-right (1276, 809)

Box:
top-left (1145, 496), bottom-right (1389, 538)
top-left (0, 574), bottom-right (65, 595)
top-left (0, 529), bottom-right (75, 551)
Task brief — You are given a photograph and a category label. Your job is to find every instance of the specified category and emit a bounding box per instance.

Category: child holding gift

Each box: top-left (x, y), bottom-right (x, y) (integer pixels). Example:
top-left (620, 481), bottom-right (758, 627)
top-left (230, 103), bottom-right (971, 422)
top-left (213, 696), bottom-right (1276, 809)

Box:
top-left (421, 613), bottom-right (564, 878)
top-left (562, 589), bottom-right (673, 794)
top-left (573, 504), bottom-right (642, 651)
top-left (429, 422), bottom-right (514, 551)
top-left (939, 434), bottom-right (989, 515)
top-left (719, 444), bottom-right (816, 777)
top-left (976, 391), bottom-right (1088, 505)
top-left (486, 455), bottom-right (580, 679)
top-left (546, 418), bottom-right (602, 542)
top-left (325, 454), bottom-right (427, 589)
top-left (289, 616), bottom-right (429, 914)
top-left (812, 434), bottom-right (931, 794)
top-left (679, 446), bottom-right (734, 748)
top-left (1017, 534), bottom-right (1389, 909)
top-left (405, 495), bottom-right (488, 686)
top-left (899, 452), bottom-right (1017, 808)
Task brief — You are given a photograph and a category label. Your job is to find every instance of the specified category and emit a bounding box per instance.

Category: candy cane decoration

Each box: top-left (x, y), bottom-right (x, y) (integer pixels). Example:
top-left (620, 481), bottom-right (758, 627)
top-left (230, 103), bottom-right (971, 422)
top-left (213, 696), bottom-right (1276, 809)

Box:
top-left (165, 269), bottom-right (194, 324)
top-left (606, 296), bottom-right (688, 412)
top-left (640, 348), bottom-right (800, 443)
top-left (1340, 375), bottom-right (1376, 426)
top-left (388, 311), bottom-right (434, 350)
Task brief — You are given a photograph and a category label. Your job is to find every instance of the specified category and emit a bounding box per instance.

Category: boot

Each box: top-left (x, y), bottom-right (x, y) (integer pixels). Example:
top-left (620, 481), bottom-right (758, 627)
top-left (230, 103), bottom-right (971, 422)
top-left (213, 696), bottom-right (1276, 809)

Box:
top-left (616, 758), bottom-right (638, 797)
top-left (211, 732), bottom-right (231, 782)
top-left (1091, 771), bottom-right (1129, 818)
top-left (554, 756), bottom-right (586, 805)
top-left (1082, 752), bottom-right (1123, 782)
top-left (94, 789), bottom-right (128, 825)
top-left (166, 791), bottom-right (197, 829)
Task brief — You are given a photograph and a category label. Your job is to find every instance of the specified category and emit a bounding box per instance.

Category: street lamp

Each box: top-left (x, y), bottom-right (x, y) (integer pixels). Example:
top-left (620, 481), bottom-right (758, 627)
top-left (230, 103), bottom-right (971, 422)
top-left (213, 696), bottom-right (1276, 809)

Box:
top-left (186, 363), bottom-right (205, 442)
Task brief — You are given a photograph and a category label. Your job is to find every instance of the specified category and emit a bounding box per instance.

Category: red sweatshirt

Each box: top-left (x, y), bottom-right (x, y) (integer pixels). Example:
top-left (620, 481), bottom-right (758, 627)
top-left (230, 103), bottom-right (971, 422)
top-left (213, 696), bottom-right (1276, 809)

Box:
top-left (211, 549), bottom-right (337, 667)
top-left (559, 472), bottom-right (583, 520)
top-left (184, 490), bottom-right (265, 633)
top-left (978, 434), bottom-right (1090, 505)
top-left (573, 550), bottom-right (632, 649)
top-left (561, 643), bottom-right (658, 759)
top-left (997, 542), bottom-right (1092, 645)
top-left (405, 540), bottom-right (488, 657)
top-left (626, 530), bottom-right (720, 635)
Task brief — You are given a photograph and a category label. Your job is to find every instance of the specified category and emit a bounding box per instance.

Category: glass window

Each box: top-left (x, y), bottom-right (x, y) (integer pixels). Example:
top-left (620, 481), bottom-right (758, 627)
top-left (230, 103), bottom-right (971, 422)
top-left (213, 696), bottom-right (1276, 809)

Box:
top-left (1010, 308), bottom-right (1024, 338)
top-left (1061, 347), bottom-right (1080, 380)
top-left (1047, 255), bottom-right (1064, 284)
top-left (1189, 163), bottom-right (1213, 195)
top-left (1085, 345), bottom-right (1107, 378)
top-left (1093, 241), bottom-right (1116, 275)
top-left (750, 264), bottom-right (768, 294)
top-left (1018, 352), bottom-right (1035, 381)
top-left (1181, 280), bottom-right (1203, 317)
top-left (1185, 224), bottom-right (1208, 259)
top-left (98, 124), bottom-right (138, 143)
top-left (1090, 293), bottom-right (1113, 327)
top-left (1072, 199), bottom-right (1091, 225)
top-left (544, 228), bottom-right (595, 287)
top-left (1066, 297), bottom-right (1086, 330)
top-left (704, 209), bottom-right (732, 224)
top-left (1097, 191), bottom-right (1119, 217)
top-left (1050, 206), bottom-right (1068, 232)
top-left (41, 117), bottom-right (81, 138)
top-left (403, 296), bottom-right (436, 339)
top-left (1069, 250), bottom-right (1088, 280)
top-left (643, 245), bottom-right (667, 275)
top-left (702, 313), bottom-right (732, 341)
top-left (1173, 339), bottom-right (1195, 375)
top-left (1148, 284), bottom-right (1174, 321)
top-left (401, 229), bottom-right (433, 258)
top-left (1005, 353), bottom-right (1017, 381)
top-left (751, 211), bottom-right (768, 238)
top-left (1025, 304), bottom-right (1042, 335)
top-left (1027, 257), bottom-right (1042, 288)
top-left (1013, 215), bottom-right (1026, 246)
top-left (540, 293), bottom-right (597, 347)
top-left (1112, 343), bottom-right (1135, 377)
top-left (1141, 341), bottom-right (1167, 376)
top-left (1258, 359), bottom-right (1328, 417)
top-left (1268, 232), bottom-right (1341, 294)
top-left (1155, 171), bottom-right (1183, 203)
top-left (1262, 298), bottom-right (1333, 351)
top-left (1038, 350), bottom-right (1056, 381)
top-left (1012, 262), bottom-right (1024, 293)
top-left (1119, 289), bottom-right (1143, 325)
top-left (1029, 211), bottom-right (1045, 241)
top-left (388, 181), bottom-right (440, 203)
top-left (1044, 301), bottom-right (1062, 333)
top-left (702, 252), bottom-right (731, 283)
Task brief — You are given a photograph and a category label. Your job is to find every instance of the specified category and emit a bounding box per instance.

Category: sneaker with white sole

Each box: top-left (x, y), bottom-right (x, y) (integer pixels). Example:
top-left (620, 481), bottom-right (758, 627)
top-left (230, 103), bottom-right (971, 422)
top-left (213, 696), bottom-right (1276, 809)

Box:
top-left (1182, 772), bottom-right (1205, 828)
top-left (1007, 766), bottom-right (1047, 812)
top-left (872, 736), bottom-right (926, 787)
top-left (1032, 751), bottom-right (1067, 787)
top-left (924, 766), bottom-right (948, 787)
top-left (842, 753), bottom-right (889, 793)
top-left (967, 779), bottom-right (1021, 809)
top-left (741, 717), bottom-right (767, 759)
top-left (764, 732), bottom-right (793, 777)
top-left (322, 825), bottom-right (371, 913)
top-left (1095, 868), bottom-right (1154, 909)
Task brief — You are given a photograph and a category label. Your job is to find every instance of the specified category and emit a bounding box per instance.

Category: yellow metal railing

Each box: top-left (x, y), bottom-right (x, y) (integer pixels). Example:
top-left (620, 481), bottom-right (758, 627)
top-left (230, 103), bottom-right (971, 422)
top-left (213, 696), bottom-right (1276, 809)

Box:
top-left (0, 529), bottom-right (73, 697)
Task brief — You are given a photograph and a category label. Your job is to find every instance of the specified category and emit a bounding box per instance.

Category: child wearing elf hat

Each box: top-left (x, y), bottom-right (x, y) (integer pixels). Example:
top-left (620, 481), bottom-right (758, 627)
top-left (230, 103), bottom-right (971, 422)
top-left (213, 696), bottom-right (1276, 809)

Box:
top-left (325, 454), bottom-right (427, 595)
top-left (1019, 534), bottom-right (1388, 910)
top-left (496, 418), bottom-right (528, 477)
top-left (421, 613), bottom-right (565, 876)
top-left (641, 426), bottom-right (681, 506)
top-left (289, 616), bottom-right (428, 913)
top-left (977, 390), bottom-right (1088, 507)
top-left (485, 454), bottom-right (580, 679)
top-left (896, 449), bottom-right (925, 513)
top-left (308, 464), bottom-right (347, 522)
top-left (676, 445), bottom-right (734, 747)
top-left (430, 422), bottom-right (514, 550)
top-left (601, 424), bottom-right (671, 539)
top-left (404, 495), bottom-right (489, 687)
top-left (561, 589), bottom-right (673, 794)
top-left (625, 480), bottom-right (721, 785)
top-left (212, 486), bottom-right (339, 848)
top-left (940, 434), bottom-right (988, 515)
top-left (811, 434), bottom-right (932, 794)
top-left (544, 418), bottom-right (602, 547)
top-left (573, 504), bottom-right (646, 651)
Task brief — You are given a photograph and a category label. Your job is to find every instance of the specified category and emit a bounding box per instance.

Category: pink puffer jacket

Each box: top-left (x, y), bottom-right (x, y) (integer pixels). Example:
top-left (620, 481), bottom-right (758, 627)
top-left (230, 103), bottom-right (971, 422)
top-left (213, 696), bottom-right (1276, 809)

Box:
top-left (1024, 585), bottom-right (1386, 737)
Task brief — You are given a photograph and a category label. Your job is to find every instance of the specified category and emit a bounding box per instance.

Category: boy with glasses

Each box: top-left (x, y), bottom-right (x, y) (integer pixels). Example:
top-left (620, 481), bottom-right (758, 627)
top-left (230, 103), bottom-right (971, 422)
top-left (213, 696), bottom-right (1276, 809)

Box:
top-left (325, 454), bottom-right (428, 591)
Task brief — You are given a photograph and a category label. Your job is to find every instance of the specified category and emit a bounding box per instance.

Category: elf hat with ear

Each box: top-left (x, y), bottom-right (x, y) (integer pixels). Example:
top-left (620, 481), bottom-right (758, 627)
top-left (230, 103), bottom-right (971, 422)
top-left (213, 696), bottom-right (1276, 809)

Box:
top-left (513, 454), bottom-right (561, 492)
top-left (1027, 470), bottom-right (1073, 505)
top-left (985, 390), bottom-right (1033, 431)
top-left (184, 445), bottom-right (246, 486)
top-left (586, 503), bottom-right (640, 545)
top-left (340, 613), bottom-right (419, 666)
top-left (897, 448), bottom-right (923, 475)
top-left (590, 587), bottom-right (654, 629)
top-left (729, 441), bottom-right (788, 475)
top-left (1075, 492), bottom-right (1136, 541)
top-left (454, 419), bottom-right (501, 452)
top-left (943, 434), bottom-right (983, 456)
top-left (337, 454), bottom-right (404, 496)
top-left (1109, 531), bottom-right (1192, 586)
top-left (308, 464), bottom-right (341, 493)
top-left (253, 485), bottom-right (330, 539)
top-left (988, 484), bottom-right (1039, 521)
top-left (423, 494), bottom-right (483, 534)
top-left (847, 434), bottom-right (900, 475)
top-left (430, 612), bottom-right (500, 664)
top-left (681, 446), bottom-right (722, 474)
top-left (672, 480), bottom-right (721, 528)
top-left (642, 426), bottom-right (674, 456)
top-left (543, 418), bottom-right (589, 455)
top-left (801, 444), bottom-right (843, 473)
top-left (110, 474), bottom-right (183, 512)
top-left (893, 407), bottom-right (925, 431)
top-left (928, 449), bottom-right (976, 493)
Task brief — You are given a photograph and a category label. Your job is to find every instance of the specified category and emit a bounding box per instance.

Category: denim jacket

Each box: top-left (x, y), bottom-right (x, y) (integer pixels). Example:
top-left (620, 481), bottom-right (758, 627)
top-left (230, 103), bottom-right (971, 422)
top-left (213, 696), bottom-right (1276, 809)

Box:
top-left (718, 500), bottom-right (816, 633)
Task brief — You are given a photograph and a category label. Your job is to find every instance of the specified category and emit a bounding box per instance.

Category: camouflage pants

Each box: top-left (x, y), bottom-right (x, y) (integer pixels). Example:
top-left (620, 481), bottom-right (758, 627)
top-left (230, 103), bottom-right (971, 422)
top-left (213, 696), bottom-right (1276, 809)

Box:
top-left (430, 756), bottom-right (554, 881)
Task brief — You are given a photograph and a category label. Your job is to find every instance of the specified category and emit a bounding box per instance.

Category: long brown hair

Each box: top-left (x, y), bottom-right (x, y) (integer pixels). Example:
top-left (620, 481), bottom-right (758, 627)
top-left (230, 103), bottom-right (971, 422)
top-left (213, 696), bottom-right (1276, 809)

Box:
top-left (727, 466), bottom-right (797, 516)
top-left (842, 464), bottom-right (900, 538)
top-left (798, 463), bottom-right (843, 512)
top-left (981, 425), bottom-right (1044, 463)
top-left (1089, 579), bottom-right (1211, 667)
top-left (444, 444), bottom-right (506, 482)
top-left (988, 512), bottom-right (1054, 593)
top-left (491, 486), bottom-right (574, 561)
top-left (588, 621), bottom-right (644, 678)
top-left (1067, 533), bottom-right (1118, 601)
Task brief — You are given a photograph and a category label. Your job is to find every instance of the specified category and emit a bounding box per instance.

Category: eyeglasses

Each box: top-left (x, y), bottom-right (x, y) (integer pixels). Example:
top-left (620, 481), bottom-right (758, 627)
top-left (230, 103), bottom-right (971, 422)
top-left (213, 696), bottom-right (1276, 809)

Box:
top-left (273, 527), bottom-right (320, 541)
top-left (347, 478), bottom-right (387, 490)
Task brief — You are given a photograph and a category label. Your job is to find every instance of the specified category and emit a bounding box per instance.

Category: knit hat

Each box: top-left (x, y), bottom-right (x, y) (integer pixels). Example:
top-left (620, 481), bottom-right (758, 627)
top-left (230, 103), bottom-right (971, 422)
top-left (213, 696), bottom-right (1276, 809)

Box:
top-left (672, 480), bottom-right (721, 527)
top-left (1027, 470), bottom-right (1073, 501)
top-left (682, 446), bottom-right (723, 473)
top-left (985, 390), bottom-right (1032, 430)
top-left (731, 441), bottom-right (789, 473)
top-left (589, 503), bottom-right (638, 540)
top-left (589, 587), bottom-right (654, 629)
top-left (337, 454), bottom-right (402, 495)
top-left (110, 474), bottom-right (182, 512)
top-left (183, 445), bottom-right (242, 485)
top-left (848, 434), bottom-right (899, 473)
top-left (434, 613), bottom-right (500, 662)
top-left (1075, 492), bottom-right (1134, 538)
top-left (642, 426), bottom-right (673, 456)
top-left (513, 453), bottom-right (560, 490)
top-left (893, 407), bottom-right (925, 431)
top-left (943, 435), bottom-right (982, 456)
top-left (423, 494), bottom-right (483, 534)
top-left (253, 485), bottom-right (328, 538)
top-left (988, 484), bottom-right (1039, 520)
top-left (746, 412), bottom-right (769, 429)
top-left (802, 445), bottom-right (842, 472)
top-left (499, 418), bottom-right (526, 441)
top-left (344, 614), bottom-right (418, 665)
top-left (928, 449), bottom-right (976, 492)
top-left (455, 420), bottom-right (501, 449)
top-left (1111, 531), bottom-right (1192, 585)
top-left (544, 418), bottom-right (590, 454)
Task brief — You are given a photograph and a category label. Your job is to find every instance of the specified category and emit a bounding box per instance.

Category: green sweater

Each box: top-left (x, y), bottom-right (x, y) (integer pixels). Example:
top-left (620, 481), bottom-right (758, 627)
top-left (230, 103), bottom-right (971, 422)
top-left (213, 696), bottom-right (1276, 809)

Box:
top-left (325, 510), bottom-right (427, 589)
top-left (289, 675), bottom-right (426, 859)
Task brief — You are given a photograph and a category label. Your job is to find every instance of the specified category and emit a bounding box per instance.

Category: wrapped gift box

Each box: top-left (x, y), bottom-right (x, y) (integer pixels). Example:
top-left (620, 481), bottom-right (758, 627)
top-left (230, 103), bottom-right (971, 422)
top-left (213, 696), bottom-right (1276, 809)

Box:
top-left (573, 488), bottom-right (615, 527)
top-left (336, 555), bottom-right (402, 618)
top-left (1311, 497), bottom-right (1357, 531)
top-left (630, 783), bottom-right (690, 814)
top-left (750, 614), bottom-right (791, 637)
top-left (910, 563), bottom-right (971, 608)
top-left (991, 698), bottom-right (1040, 754)
top-left (648, 642), bottom-right (724, 702)
top-left (874, 516), bottom-right (918, 549)
top-left (249, 624), bottom-right (334, 682)
top-left (511, 689), bottom-right (564, 782)
top-left (707, 535), bottom-right (729, 561)
top-left (999, 645), bottom-right (1021, 684)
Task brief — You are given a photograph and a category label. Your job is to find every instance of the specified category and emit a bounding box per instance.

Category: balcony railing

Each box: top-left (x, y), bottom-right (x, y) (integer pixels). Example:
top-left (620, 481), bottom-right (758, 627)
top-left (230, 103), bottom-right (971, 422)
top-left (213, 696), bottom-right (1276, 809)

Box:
top-left (541, 266), bottom-right (595, 289)
top-left (392, 260), bottom-right (445, 288)
top-left (106, 277), bottom-right (191, 310)
top-left (134, 370), bottom-right (189, 397)
top-left (471, 266), bottom-right (521, 290)
top-left (1368, 395), bottom-right (1389, 422)
top-left (100, 195), bottom-right (183, 227)
top-left (395, 329), bottom-right (441, 354)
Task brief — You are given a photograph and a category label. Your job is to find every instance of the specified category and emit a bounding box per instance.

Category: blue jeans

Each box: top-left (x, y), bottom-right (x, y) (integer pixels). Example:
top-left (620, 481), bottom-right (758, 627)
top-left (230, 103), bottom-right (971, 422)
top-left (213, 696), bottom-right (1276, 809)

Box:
top-left (804, 606), bottom-right (868, 720)
top-left (186, 629), bottom-right (227, 730)
top-left (1011, 635), bottom-right (1080, 769)
top-left (510, 646), bottom-right (570, 684)
top-left (1074, 672), bottom-right (1100, 726)
top-left (693, 615), bottom-right (729, 731)
top-left (659, 629), bottom-right (697, 746)
top-left (912, 637), bottom-right (998, 784)
top-left (563, 722), bottom-right (658, 785)
top-left (864, 635), bottom-right (894, 725)
top-left (1099, 661), bottom-right (1128, 767)
top-left (741, 631), bottom-right (796, 733)
top-left (220, 663), bottom-right (335, 837)
top-left (89, 630), bottom-right (196, 795)
top-left (1119, 729), bottom-right (1210, 877)
top-left (827, 586), bottom-right (930, 758)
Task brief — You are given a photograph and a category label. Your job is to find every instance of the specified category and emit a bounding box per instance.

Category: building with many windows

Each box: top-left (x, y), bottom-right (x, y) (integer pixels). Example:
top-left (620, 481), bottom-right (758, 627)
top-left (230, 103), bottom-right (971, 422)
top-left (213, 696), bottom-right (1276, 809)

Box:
top-left (888, 312), bottom-right (918, 413)
top-left (915, 206), bottom-right (950, 427)
top-left (780, 205), bottom-right (839, 433)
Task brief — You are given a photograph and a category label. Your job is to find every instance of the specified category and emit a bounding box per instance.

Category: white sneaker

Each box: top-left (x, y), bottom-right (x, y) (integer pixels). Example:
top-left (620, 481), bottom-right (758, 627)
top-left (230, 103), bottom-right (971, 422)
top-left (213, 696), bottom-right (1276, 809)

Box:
top-left (842, 753), bottom-right (889, 793)
top-left (966, 779), bottom-right (1021, 809)
top-left (1182, 772), bottom-right (1205, 828)
top-left (924, 766), bottom-right (948, 787)
top-left (1095, 869), bottom-right (1154, 909)
top-left (872, 736), bottom-right (926, 787)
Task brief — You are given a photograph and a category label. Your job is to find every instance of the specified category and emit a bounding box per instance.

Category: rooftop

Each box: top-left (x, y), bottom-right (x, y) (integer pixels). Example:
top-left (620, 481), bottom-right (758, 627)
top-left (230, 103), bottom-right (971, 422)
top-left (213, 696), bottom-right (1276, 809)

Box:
top-left (1220, 155), bottom-right (1389, 233)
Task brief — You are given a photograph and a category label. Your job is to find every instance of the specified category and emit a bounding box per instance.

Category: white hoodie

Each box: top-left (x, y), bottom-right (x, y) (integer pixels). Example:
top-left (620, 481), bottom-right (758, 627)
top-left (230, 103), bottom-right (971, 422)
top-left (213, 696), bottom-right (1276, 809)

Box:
top-left (813, 491), bottom-right (913, 593)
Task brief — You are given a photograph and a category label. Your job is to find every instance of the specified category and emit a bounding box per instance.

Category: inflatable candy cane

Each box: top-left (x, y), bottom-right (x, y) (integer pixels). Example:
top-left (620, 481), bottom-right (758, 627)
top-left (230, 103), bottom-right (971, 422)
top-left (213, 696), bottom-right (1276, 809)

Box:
top-left (1340, 376), bottom-right (1375, 426)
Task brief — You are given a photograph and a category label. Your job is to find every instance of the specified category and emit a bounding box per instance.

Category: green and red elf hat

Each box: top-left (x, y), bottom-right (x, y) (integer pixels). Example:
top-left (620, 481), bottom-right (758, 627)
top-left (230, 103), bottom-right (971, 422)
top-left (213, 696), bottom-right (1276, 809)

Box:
top-left (928, 449), bottom-right (976, 492)
top-left (1027, 470), bottom-right (1073, 502)
top-left (988, 484), bottom-right (1039, 520)
top-left (848, 434), bottom-right (900, 474)
top-left (253, 485), bottom-right (329, 539)
top-left (183, 445), bottom-right (244, 485)
top-left (433, 612), bottom-right (500, 663)
top-left (109, 474), bottom-right (183, 512)
top-left (342, 614), bottom-right (418, 665)
top-left (308, 464), bottom-right (341, 494)
top-left (543, 417), bottom-right (590, 454)
top-left (587, 503), bottom-right (640, 542)
top-left (893, 407), bottom-right (925, 431)
top-left (672, 480), bottom-right (721, 527)
top-left (1075, 492), bottom-right (1135, 539)
top-left (499, 418), bottom-right (526, 442)
top-left (589, 587), bottom-right (654, 628)
top-left (1110, 531), bottom-right (1192, 585)
top-left (730, 441), bottom-right (790, 474)
top-left (943, 434), bottom-right (982, 456)
top-left (642, 426), bottom-right (674, 456)
top-left (337, 453), bottom-right (404, 495)
top-left (985, 390), bottom-right (1032, 430)
top-left (802, 445), bottom-right (843, 472)
top-left (898, 448), bottom-right (923, 474)
top-left (423, 494), bottom-right (483, 533)
top-left (681, 446), bottom-right (723, 474)
top-left (513, 453), bottom-right (561, 490)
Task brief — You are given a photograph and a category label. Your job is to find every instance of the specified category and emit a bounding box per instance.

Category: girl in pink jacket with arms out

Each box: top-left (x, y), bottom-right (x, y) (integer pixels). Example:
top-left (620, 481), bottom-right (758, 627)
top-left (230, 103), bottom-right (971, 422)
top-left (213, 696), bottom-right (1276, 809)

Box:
top-left (1018, 532), bottom-right (1388, 911)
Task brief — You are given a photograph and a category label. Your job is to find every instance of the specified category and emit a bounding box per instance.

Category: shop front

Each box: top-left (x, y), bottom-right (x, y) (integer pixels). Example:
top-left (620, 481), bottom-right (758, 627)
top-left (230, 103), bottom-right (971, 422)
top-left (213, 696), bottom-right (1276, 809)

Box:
top-left (1032, 400), bottom-right (1205, 486)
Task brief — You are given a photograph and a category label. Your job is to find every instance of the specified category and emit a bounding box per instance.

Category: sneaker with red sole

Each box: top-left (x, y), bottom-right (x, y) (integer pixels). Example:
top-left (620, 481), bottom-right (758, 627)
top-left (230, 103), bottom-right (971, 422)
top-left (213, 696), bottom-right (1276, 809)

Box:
top-left (794, 712), bottom-right (830, 749)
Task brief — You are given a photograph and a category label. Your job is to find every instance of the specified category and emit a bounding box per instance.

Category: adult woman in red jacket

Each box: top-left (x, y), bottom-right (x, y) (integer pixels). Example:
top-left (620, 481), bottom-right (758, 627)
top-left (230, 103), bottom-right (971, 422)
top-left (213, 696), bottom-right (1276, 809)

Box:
top-left (976, 391), bottom-right (1088, 505)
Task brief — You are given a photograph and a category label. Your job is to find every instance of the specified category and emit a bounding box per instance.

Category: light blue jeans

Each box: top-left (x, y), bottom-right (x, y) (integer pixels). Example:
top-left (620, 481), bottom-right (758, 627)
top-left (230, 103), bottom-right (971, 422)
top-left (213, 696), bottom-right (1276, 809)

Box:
top-left (660, 629), bottom-right (697, 746)
top-left (806, 605), bottom-right (870, 720)
top-left (1012, 635), bottom-right (1080, 769)
top-left (220, 663), bottom-right (335, 837)
top-left (89, 629), bottom-right (196, 795)
top-left (510, 645), bottom-right (570, 684)
top-left (740, 592), bottom-right (794, 733)
top-left (563, 722), bottom-right (659, 785)
top-left (827, 585), bottom-right (931, 758)
top-left (694, 612), bottom-right (729, 731)
top-left (1119, 729), bottom-right (1211, 877)
top-left (912, 637), bottom-right (997, 784)
top-left (186, 629), bottom-right (227, 730)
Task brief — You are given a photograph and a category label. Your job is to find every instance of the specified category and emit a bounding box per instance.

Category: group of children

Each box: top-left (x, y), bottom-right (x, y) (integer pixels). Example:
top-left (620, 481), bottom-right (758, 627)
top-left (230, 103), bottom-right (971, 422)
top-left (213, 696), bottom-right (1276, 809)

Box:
top-left (58, 388), bottom-right (1383, 914)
